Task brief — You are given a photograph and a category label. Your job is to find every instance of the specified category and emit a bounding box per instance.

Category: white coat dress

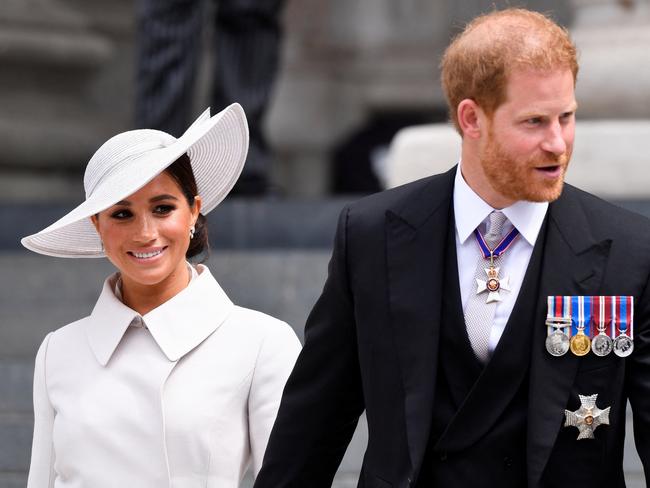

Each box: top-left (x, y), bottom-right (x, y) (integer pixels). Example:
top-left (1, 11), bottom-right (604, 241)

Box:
top-left (27, 264), bottom-right (301, 488)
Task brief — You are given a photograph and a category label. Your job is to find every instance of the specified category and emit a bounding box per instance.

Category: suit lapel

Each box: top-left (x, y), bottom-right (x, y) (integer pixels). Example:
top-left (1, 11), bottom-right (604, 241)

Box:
top-left (385, 167), bottom-right (455, 474)
top-left (527, 186), bottom-right (612, 487)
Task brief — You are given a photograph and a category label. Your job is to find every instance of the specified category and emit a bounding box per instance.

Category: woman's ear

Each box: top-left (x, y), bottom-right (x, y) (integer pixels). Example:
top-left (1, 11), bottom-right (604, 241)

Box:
top-left (90, 214), bottom-right (100, 233)
top-left (192, 196), bottom-right (202, 224)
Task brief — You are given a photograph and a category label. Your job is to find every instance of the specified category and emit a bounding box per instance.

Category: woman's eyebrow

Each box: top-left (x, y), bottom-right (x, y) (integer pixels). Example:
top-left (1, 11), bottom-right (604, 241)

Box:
top-left (149, 194), bottom-right (179, 203)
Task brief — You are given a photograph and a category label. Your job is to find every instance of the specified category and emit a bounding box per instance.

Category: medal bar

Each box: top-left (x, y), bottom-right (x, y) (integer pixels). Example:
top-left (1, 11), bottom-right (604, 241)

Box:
top-left (545, 295), bottom-right (634, 358)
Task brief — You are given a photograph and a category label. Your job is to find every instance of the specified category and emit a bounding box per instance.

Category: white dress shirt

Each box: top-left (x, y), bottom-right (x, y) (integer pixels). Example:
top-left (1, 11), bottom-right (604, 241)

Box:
top-left (28, 264), bottom-right (301, 488)
top-left (453, 164), bottom-right (548, 353)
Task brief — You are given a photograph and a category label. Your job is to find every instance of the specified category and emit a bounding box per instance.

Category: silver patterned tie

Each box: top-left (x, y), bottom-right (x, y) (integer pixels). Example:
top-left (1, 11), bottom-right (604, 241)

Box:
top-left (464, 211), bottom-right (508, 362)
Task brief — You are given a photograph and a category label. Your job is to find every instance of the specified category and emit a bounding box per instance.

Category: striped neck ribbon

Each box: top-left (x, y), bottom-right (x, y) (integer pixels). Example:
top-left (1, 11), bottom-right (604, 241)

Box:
top-left (473, 226), bottom-right (520, 260)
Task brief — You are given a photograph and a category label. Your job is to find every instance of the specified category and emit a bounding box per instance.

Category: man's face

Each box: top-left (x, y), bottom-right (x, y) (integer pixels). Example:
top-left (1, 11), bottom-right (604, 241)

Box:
top-left (479, 68), bottom-right (577, 204)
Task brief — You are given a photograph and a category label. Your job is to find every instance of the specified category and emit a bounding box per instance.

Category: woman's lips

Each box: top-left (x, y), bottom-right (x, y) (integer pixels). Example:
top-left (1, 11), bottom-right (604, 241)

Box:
top-left (127, 246), bottom-right (167, 263)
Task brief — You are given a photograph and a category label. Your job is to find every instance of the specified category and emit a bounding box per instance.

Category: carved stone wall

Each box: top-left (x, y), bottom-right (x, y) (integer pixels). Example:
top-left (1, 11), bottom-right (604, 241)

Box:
top-left (572, 0), bottom-right (650, 118)
top-left (2, 0), bottom-right (646, 198)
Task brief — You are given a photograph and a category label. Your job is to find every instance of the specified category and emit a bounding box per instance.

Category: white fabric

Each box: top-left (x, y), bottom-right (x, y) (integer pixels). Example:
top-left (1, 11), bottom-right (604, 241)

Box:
top-left (27, 265), bottom-right (301, 488)
top-left (21, 104), bottom-right (249, 258)
top-left (453, 164), bottom-right (548, 353)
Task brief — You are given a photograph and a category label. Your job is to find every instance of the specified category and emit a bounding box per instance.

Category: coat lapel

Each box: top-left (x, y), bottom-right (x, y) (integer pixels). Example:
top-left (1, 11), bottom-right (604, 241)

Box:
top-left (385, 167), bottom-right (456, 475)
top-left (527, 186), bottom-right (612, 487)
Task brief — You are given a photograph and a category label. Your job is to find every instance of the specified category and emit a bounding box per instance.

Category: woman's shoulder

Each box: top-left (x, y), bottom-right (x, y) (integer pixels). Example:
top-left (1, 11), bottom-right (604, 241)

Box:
top-left (226, 307), bottom-right (301, 370)
top-left (227, 305), bottom-right (298, 341)
top-left (38, 316), bottom-right (92, 355)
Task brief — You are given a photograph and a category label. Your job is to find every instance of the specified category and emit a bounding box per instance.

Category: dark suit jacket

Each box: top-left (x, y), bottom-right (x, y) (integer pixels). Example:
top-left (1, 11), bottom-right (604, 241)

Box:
top-left (255, 167), bottom-right (650, 488)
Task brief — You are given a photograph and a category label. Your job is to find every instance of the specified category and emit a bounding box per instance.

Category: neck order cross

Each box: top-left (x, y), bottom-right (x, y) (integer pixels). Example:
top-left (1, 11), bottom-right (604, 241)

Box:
top-left (473, 212), bottom-right (520, 303)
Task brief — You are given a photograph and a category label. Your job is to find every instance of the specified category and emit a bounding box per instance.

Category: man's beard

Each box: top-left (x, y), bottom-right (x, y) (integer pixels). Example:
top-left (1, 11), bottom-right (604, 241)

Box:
top-left (481, 132), bottom-right (570, 203)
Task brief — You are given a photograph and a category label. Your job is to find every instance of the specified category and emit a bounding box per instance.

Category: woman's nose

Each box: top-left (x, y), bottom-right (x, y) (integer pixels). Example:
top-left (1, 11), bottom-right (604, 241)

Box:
top-left (133, 215), bottom-right (158, 242)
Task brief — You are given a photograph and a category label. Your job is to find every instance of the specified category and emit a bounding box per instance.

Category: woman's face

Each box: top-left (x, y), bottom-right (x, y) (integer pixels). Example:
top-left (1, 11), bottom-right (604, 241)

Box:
top-left (91, 171), bottom-right (201, 289)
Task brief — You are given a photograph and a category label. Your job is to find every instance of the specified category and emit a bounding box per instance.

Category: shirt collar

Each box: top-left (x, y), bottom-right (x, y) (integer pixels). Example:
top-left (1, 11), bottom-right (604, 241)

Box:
top-left (453, 163), bottom-right (548, 246)
top-left (86, 264), bottom-right (234, 366)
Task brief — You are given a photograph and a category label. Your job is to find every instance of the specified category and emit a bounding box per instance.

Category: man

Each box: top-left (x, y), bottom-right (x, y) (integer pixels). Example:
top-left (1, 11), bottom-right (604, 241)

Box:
top-left (255, 8), bottom-right (650, 487)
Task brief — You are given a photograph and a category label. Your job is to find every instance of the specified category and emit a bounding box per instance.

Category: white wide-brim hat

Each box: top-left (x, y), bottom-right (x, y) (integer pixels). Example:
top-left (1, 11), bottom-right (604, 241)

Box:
top-left (21, 103), bottom-right (248, 258)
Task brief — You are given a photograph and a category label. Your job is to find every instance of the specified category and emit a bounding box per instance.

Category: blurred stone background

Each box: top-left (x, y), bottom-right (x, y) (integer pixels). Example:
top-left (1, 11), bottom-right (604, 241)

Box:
top-left (1, 0), bottom-right (650, 486)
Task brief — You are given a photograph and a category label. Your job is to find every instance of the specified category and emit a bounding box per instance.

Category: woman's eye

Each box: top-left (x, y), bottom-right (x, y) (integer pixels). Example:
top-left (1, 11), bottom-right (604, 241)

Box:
top-left (154, 205), bottom-right (175, 215)
top-left (110, 209), bottom-right (132, 219)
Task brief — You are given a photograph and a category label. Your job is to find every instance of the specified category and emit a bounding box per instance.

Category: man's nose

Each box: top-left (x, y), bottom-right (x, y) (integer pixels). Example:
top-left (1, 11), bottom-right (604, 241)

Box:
top-left (540, 121), bottom-right (568, 156)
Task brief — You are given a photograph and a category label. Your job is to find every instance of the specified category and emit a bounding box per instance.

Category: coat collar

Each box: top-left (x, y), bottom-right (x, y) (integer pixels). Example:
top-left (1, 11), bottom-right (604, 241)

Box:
top-left (86, 265), bottom-right (234, 366)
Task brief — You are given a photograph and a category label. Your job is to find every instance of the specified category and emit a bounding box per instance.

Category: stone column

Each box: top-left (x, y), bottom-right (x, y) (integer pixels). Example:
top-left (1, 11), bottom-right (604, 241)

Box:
top-left (0, 0), bottom-right (114, 201)
top-left (571, 0), bottom-right (650, 118)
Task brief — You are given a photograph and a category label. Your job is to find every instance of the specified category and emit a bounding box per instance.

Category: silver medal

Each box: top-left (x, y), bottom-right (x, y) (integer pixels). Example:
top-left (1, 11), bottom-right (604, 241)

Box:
top-left (592, 333), bottom-right (613, 357)
top-left (613, 333), bottom-right (634, 357)
top-left (546, 329), bottom-right (570, 356)
top-left (564, 393), bottom-right (611, 440)
top-left (545, 317), bottom-right (571, 357)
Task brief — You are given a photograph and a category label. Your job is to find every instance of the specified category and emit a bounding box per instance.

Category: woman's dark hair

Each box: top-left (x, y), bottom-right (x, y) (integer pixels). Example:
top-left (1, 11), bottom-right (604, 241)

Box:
top-left (164, 153), bottom-right (209, 261)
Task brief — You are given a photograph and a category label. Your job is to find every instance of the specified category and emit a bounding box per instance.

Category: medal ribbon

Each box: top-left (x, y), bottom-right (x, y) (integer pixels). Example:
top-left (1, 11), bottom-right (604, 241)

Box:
top-left (583, 295), bottom-right (593, 337)
top-left (563, 295), bottom-right (571, 328)
top-left (603, 296), bottom-right (613, 338)
top-left (593, 296), bottom-right (603, 335)
top-left (630, 296), bottom-right (635, 339)
top-left (570, 295), bottom-right (591, 337)
top-left (617, 296), bottom-right (634, 338)
top-left (548, 296), bottom-right (562, 319)
top-left (474, 226), bottom-right (520, 259)
top-left (547, 296), bottom-right (569, 335)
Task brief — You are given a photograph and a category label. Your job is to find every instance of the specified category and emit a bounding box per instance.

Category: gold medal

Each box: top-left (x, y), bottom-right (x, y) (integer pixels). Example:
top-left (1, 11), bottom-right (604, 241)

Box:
top-left (570, 331), bottom-right (591, 356)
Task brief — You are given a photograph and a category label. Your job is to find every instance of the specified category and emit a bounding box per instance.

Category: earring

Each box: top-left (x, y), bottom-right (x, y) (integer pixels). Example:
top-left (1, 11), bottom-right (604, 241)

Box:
top-left (189, 226), bottom-right (195, 239)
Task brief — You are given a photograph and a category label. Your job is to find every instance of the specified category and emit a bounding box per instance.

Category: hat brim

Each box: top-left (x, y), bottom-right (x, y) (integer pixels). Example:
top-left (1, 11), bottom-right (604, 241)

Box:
top-left (21, 103), bottom-right (248, 258)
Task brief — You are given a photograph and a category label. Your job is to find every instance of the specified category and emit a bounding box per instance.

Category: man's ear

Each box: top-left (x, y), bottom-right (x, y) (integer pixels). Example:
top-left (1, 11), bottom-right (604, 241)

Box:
top-left (457, 99), bottom-right (485, 139)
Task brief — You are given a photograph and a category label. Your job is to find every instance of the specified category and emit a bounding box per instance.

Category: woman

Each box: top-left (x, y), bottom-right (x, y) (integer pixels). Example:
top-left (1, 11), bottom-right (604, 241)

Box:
top-left (22, 104), bottom-right (301, 487)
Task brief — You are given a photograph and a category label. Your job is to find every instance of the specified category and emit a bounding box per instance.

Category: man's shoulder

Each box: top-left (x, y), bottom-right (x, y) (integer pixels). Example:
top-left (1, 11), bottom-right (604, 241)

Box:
top-left (560, 184), bottom-right (650, 237)
top-left (345, 170), bottom-right (453, 224)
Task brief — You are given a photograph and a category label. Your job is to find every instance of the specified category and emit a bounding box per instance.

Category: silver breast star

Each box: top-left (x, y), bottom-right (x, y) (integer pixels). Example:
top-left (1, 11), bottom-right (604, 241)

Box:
top-left (476, 266), bottom-right (511, 303)
top-left (564, 394), bottom-right (610, 440)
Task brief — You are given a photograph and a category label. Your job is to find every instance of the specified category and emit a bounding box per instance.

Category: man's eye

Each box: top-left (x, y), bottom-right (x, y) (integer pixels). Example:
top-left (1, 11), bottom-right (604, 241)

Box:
top-left (154, 205), bottom-right (175, 215)
top-left (111, 209), bottom-right (132, 219)
top-left (526, 117), bottom-right (542, 125)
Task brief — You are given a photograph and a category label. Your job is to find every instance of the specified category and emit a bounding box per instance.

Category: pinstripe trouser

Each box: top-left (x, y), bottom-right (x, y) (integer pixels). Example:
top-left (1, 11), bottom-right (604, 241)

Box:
top-left (135, 0), bottom-right (285, 180)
